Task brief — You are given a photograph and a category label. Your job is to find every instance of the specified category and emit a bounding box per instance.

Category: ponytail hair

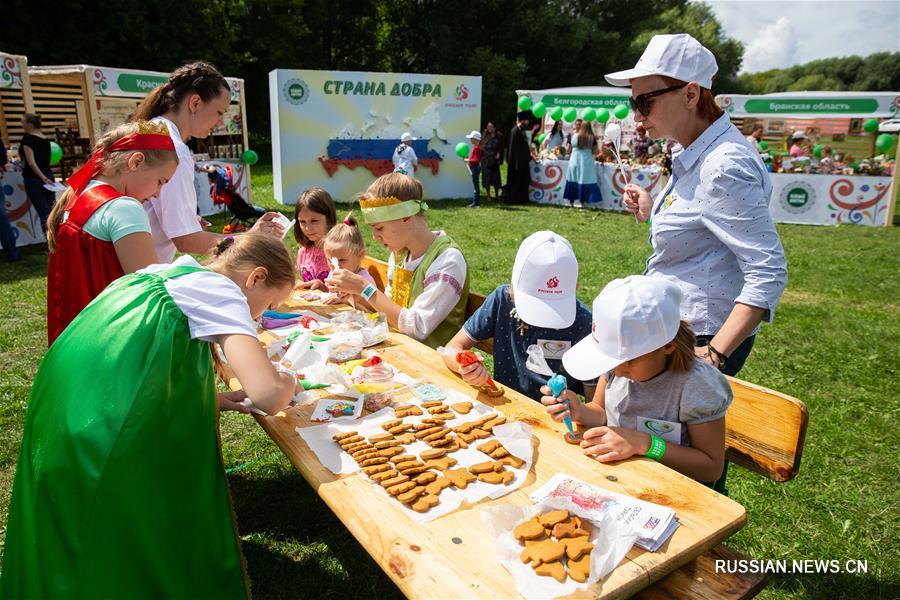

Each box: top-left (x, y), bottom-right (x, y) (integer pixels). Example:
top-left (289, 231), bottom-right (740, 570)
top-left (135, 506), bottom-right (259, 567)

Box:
top-left (132, 61), bottom-right (230, 122)
top-left (206, 233), bottom-right (296, 289)
top-left (323, 212), bottom-right (366, 256)
top-left (47, 121), bottom-right (179, 252)
top-left (668, 321), bottom-right (697, 372)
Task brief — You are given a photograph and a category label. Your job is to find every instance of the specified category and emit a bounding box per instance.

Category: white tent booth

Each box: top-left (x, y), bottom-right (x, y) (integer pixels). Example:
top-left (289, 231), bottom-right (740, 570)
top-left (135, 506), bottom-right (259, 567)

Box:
top-left (717, 91), bottom-right (899, 226)
top-left (516, 86), bottom-right (670, 211)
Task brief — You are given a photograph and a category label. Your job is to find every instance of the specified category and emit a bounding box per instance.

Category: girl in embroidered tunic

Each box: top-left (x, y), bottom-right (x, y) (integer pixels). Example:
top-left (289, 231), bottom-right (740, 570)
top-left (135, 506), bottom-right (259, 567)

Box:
top-left (325, 173), bottom-right (469, 348)
top-left (45, 120), bottom-right (179, 345)
top-left (2, 234), bottom-right (296, 599)
top-left (293, 187), bottom-right (336, 288)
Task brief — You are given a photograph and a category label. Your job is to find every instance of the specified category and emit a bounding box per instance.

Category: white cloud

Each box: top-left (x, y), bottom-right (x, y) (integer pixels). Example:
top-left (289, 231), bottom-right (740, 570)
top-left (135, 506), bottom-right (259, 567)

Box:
top-left (706, 0), bottom-right (900, 73)
top-left (742, 16), bottom-right (799, 72)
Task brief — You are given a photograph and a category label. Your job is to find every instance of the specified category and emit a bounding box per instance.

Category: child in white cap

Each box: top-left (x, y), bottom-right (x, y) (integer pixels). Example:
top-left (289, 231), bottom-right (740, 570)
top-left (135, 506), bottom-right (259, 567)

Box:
top-left (392, 132), bottom-right (418, 175)
top-left (442, 231), bottom-right (596, 401)
top-left (542, 275), bottom-right (733, 483)
top-left (465, 130), bottom-right (483, 207)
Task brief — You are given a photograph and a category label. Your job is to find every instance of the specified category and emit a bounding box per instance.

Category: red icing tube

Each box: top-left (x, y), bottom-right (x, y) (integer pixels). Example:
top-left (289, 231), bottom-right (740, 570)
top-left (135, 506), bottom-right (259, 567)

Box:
top-left (455, 350), bottom-right (499, 390)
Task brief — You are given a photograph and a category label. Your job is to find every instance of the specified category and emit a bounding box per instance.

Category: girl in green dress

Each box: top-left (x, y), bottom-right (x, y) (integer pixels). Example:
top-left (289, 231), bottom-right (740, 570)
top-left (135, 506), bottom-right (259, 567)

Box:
top-left (2, 233), bottom-right (297, 599)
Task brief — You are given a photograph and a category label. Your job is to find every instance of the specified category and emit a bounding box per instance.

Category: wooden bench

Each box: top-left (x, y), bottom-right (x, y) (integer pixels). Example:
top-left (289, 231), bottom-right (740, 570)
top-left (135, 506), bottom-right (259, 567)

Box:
top-left (360, 255), bottom-right (808, 598)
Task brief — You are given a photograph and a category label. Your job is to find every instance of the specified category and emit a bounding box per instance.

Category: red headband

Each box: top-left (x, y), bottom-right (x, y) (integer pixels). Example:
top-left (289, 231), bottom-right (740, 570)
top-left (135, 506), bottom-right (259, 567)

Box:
top-left (67, 133), bottom-right (176, 198)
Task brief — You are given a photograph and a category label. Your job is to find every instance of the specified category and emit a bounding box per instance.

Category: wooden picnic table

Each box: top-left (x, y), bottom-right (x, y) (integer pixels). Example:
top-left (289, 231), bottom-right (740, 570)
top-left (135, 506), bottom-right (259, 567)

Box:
top-left (221, 301), bottom-right (747, 599)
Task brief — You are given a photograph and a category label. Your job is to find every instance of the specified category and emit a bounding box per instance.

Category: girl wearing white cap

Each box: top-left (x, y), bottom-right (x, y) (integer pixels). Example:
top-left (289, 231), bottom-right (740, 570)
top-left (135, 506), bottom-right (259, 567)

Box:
top-left (392, 132), bottom-right (418, 175)
top-left (542, 276), bottom-right (733, 484)
top-left (465, 130), bottom-right (483, 207)
top-left (606, 33), bottom-right (787, 377)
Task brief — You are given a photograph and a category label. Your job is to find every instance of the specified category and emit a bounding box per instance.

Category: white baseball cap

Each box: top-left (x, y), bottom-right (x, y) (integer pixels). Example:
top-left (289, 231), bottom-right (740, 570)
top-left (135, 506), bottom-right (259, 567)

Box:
top-left (605, 33), bottom-right (718, 89)
top-left (465, 130), bottom-right (482, 141)
top-left (511, 231), bottom-right (578, 329)
top-left (401, 132), bottom-right (415, 142)
top-left (562, 275), bottom-right (683, 380)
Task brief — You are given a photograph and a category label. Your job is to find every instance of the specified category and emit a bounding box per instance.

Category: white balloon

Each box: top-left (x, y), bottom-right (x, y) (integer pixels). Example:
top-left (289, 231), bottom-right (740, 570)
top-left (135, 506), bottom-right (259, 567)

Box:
top-left (604, 123), bottom-right (622, 149)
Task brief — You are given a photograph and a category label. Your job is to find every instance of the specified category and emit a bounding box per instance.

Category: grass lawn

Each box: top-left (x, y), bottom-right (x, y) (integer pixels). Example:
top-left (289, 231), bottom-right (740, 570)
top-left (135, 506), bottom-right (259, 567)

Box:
top-left (1, 163), bottom-right (898, 598)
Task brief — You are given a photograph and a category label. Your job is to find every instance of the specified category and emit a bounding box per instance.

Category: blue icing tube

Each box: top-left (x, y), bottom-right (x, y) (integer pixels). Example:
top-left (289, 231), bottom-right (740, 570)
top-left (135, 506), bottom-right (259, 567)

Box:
top-left (547, 374), bottom-right (574, 435)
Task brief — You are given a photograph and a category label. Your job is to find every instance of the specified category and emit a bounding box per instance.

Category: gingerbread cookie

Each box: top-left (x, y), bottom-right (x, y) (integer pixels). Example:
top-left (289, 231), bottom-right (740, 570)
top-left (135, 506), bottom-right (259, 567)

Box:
top-left (563, 537), bottom-right (594, 561)
top-left (395, 432), bottom-right (416, 445)
top-left (360, 456), bottom-right (389, 467)
top-left (413, 471), bottom-right (438, 485)
top-left (411, 494), bottom-right (439, 512)
top-left (514, 518), bottom-right (546, 542)
top-left (482, 415), bottom-right (507, 432)
top-left (429, 412), bottom-right (455, 421)
top-left (538, 510), bottom-right (570, 528)
top-left (476, 440), bottom-right (501, 454)
top-left (424, 456), bottom-right (458, 471)
top-left (552, 520), bottom-right (590, 540)
top-left (424, 476), bottom-right (452, 495)
top-left (423, 429), bottom-right (450, 442)
top-left (367, 432), bottom-right (394, 443)
top-left (520, 538), bottom-right (566, 566)
top-left (378, 446), bottom-right (405, 458)
top-left (380, 419), bottom-right (403, 430)
top-left (380, 474), bottom-right (409, 488)
top-left (394, 460), bottom-right (425, 471)
top-left (397, 486), bottom-right (426, 504)
top-left (386, 481), bottom-right (416, 496)
top-left (420, 400), bottom-right (444, 408)
top-left (337, 435), bottom-right (364, 446)
top-left (389, 454), bottom-right (416, 464)
top-left (426, 405), bottom-right (448, 414)
top-left (420, 448), bottom-right (447, 460)
top-left (414, 426), bottom-right (444, 439)
top-left (395, 406), bottom-right (423, 418)
top-left (470, 428), bottom-right (491, 439)
top-left (332, 431), bottom-right (358, 442)
top-left (427, 436), bottom-right (456, 448)
top-left (374, 439), bottom-right (402, 449)
top-left (567, 553), bottom-right (591, 582)
top-left (498, 455), bottom-right (525, 469)
top-left (535, 560), bottom-right (567, 583)
top-left (444, 468), bottom-right (476, 489)
top-left (387, 423), bottom-right (412, 435)
top-left (371, 469), bottom-right (399, 483)
top-left (450, 401), bottom-right (473, 414)
top-left (363, 464), bottom-right (391, 476)
top-left (468, 461), bottom-right (503, 474)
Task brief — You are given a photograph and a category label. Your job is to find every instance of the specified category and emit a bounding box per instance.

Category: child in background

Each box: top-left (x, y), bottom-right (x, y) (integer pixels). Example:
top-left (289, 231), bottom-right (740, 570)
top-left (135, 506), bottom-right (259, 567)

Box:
top-left (542, 275), bottom-right (733, 484)
top-left (392, 132), bottom-right (418, 175)
top-left (293, 187), bottom-right (336, 289)
top-left (2, 234), bottom-right (296, 599)
top-left (442, 231), bottom-right (596, 402)
top-left (321, 213), bottom-right (375, 308)
top-left (465, 130), bottom-right (483, 208)
top-left (45, 120), bottom-right (179, 345)
top-left (326, 173), bottom-right (469, 349)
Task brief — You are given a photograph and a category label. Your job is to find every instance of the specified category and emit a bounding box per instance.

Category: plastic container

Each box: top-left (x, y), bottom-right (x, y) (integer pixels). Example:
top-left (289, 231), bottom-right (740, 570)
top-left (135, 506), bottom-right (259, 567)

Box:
top-left (362, 364), bottom-right (395, 411)
top-left (328, 340), bottom-right (363, 363)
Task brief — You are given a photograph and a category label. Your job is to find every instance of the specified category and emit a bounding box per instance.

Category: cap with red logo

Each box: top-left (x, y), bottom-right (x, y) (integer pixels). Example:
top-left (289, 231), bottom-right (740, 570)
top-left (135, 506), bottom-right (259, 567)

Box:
top-left (562, 275), bottom-right (683, 380)
top-left (511, 231), bottom-right (578, 329)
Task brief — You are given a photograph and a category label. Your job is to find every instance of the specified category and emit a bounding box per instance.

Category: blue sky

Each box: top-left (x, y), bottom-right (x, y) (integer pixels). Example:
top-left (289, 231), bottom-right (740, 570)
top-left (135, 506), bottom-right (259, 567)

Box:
top-left (706, 0), bottom-right (900, 73)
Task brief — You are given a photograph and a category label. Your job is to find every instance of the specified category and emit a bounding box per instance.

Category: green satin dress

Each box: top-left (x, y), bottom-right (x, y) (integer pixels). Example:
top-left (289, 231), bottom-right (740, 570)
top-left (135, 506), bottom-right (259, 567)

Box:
top-left (1, 265), bottom-right (249, 599)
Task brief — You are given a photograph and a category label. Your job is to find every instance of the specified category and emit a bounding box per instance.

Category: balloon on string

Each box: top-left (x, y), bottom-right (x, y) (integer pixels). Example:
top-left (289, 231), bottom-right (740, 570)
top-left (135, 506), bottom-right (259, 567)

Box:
top-left (49, 142), bottom-right (63, 165)
top-left (875, 133), bottom-right (895, 153)
top-left (241, 149), bottom-right (259, 165)
top-left (517, 96), bottom-right (533, 111)
top-left (455, 142), bottom-right (470, 158)
top-left (613, 104), bottom-right (630, 119)
top-left (538, 133), bottom-right (547, 144)
top-left (596, 108), bottom-right (610, 123)
top-left (550, 106), bottom-right (563, 121)
top-left (582, 108), bottom-right (597, 122)
top-left (563, 107), bottom-right (577, 123)
top-left (812, 144), bottom-right (823, 159)
top-left (863, 118), bottom-right (879, 133)
top-left (532, 101), bottom-right (547, 118)
top-left (758, 140), bottom-right (768, 151)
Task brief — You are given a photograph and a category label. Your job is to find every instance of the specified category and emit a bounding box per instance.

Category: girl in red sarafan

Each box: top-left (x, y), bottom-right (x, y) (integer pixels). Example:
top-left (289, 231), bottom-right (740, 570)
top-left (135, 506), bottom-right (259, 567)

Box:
top-left (465, 130), bottom-right (483, 208)
top-left (44, 120), bottom-right (178, 345)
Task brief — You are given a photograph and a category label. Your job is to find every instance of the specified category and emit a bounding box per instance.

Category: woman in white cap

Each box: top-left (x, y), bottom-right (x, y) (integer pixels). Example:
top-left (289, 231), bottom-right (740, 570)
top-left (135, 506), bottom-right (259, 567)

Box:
top-left (606, 33), bottom-right (787, 376)
top-left (542, 275), bottom-right (733, 484)
top-left (392, 132), bottom-right (418, 175)
top-left (465, 130), bottom-right (483, 208)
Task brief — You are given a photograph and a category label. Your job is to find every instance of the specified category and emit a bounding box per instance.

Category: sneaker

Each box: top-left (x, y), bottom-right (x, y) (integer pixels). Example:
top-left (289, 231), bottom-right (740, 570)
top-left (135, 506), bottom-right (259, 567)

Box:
top-left (573, 200), bottom-right (583, 208)
top-left (467, 202), bottom-right (480, 208)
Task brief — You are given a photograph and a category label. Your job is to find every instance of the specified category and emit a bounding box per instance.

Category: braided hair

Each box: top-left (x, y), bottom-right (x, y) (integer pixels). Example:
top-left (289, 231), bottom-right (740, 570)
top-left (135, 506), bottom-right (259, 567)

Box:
top-left (132, 61), bottom-right (230, 122)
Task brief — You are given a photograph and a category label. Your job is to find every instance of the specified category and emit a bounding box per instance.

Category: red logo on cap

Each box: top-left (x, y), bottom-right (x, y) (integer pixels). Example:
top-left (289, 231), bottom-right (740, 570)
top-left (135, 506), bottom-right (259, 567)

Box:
top-left (546, 276), bottom-right (559, 289)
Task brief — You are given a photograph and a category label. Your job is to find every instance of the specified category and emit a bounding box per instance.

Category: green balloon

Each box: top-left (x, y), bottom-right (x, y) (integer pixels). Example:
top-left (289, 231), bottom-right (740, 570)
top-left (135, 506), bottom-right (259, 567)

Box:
top-left (863, 118), bottom-right (879, 133)
top-left (455, 142), bottom-right (470, 158)
top-left (49, 142), bottom-right (63, 165)
top-left (875, 133), bottom-right (895, 153)
top-left (781, 151), bottom-right (790, 157)
top-left (812, 144), bottom-right (823, 159)
top-left (758, 140), bottom-right (768, 151)
top-left (241, 149), bottom-right (259, 165)
top-left (582, 108), bottom-right (596, 122)
top-left (613, 104), bottom-right (630, 119)
top-left (532, 101), bottom-right (547, 118)
top-left (550, 106), bottom-right (563, 121)
top-left (538, 133), bottom-right (547, 144)
top-left (518, 96), bottom-right (533, 111)
top-left (596, 108), bottom-right (610, 123)
top-left (563, 107), bottom-right (577, 123)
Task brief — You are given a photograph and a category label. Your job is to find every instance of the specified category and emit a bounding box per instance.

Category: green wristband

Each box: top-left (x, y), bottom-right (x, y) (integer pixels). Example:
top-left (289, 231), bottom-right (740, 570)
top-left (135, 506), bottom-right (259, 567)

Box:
top-left (646, 434), bottom-right (666, 461)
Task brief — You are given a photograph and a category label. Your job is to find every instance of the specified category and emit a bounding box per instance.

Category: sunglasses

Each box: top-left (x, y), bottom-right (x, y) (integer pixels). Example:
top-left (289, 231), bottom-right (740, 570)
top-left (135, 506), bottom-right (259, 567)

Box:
top-left (629, 83), bottom-right (688, 116)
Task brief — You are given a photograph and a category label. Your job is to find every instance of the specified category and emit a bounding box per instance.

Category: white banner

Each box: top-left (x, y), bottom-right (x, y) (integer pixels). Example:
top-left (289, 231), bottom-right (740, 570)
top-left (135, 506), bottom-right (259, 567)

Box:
top-left (528, 160), bottom-right (893, 227)
top-left (269, 69), bottom-right (482, 203)
top-left (528, 159), bottom-right (666, 211)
